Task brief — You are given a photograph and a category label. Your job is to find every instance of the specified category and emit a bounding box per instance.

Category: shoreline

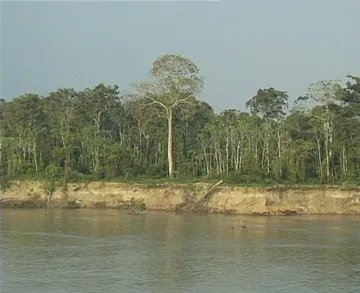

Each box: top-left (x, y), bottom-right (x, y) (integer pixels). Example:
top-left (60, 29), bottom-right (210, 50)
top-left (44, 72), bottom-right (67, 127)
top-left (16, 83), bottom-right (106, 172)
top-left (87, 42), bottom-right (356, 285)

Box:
top-left (1, 180), bottom-right (360, 215)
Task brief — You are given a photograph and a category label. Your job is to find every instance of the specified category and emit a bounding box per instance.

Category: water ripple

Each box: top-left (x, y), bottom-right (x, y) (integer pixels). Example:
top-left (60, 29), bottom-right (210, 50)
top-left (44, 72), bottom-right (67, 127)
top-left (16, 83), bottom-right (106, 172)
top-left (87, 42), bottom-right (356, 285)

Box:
top-left (1, 210), bottom-right (360, 293)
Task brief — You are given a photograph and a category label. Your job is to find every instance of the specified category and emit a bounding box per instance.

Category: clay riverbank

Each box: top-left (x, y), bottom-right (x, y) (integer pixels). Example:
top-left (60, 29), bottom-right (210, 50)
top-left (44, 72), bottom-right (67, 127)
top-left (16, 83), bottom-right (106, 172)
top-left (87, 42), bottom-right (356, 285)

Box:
top-left (1, 180), bottom-right (360, 215)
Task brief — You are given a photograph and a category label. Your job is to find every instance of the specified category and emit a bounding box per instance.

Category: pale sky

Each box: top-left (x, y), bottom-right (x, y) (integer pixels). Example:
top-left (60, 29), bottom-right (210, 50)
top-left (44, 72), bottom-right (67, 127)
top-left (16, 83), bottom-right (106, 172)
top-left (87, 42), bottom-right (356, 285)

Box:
top-left (1, 0), bottom-right (359, 112)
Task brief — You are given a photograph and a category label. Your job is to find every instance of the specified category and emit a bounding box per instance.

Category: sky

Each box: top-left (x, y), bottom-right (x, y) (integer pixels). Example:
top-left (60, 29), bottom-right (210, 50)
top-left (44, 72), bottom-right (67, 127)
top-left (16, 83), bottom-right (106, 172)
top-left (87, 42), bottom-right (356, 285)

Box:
top-left (1, 0), bottom-right (359, 113)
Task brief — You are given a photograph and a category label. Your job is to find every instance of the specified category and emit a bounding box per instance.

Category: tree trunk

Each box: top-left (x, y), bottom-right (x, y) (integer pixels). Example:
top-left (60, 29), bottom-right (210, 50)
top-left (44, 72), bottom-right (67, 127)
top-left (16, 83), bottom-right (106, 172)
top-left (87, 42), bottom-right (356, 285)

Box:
top-left (0, 136), bottom-right (2, 172)
top-left (277, 128), bottom-right (282, 179)
top-left (202, 143), bottom-right (210, 175)
top-left (315, 135), bottom-right (323, 181)
top-left (167, 110), bottom-right (174, 179)
top-left (225, 138), bottom-right (229, 175)
top-left (145, 134), bottom-right (150, 164)
top-left (324, 121), bottom-right (330, 183)
top-left (265, 123), bottom-right (270, 174)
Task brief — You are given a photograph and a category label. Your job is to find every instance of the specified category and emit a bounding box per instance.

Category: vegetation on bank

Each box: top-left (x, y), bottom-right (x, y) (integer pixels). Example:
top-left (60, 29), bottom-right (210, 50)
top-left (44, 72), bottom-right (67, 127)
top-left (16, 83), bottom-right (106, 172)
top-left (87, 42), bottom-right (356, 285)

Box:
top-left (1, 54), bottom-right (360, 189)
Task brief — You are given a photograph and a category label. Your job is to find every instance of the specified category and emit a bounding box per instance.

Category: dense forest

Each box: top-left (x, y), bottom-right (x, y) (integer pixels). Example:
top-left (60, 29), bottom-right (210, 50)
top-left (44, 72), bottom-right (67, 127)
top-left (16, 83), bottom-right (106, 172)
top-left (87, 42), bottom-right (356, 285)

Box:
top-left (1, 54), bottom-right (360, 186)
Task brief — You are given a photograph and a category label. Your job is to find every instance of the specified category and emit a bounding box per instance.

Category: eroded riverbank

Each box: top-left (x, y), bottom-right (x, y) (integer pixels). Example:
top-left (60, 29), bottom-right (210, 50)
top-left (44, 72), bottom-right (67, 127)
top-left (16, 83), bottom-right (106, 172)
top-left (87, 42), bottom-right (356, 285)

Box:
top-left (1, 180), bottom-right (360, 215)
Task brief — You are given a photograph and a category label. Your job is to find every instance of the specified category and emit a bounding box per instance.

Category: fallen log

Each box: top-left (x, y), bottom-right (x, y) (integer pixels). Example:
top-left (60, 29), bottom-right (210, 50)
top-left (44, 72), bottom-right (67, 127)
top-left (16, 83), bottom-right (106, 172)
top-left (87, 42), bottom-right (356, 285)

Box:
top-left (203, 180), bottom-right (223, 201)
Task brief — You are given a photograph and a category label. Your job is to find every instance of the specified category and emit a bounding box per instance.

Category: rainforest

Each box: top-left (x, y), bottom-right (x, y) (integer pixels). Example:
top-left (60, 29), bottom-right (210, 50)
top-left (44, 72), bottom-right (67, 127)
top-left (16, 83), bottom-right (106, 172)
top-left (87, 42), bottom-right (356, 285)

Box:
top-left (1, 54), bottom-right (360, 188)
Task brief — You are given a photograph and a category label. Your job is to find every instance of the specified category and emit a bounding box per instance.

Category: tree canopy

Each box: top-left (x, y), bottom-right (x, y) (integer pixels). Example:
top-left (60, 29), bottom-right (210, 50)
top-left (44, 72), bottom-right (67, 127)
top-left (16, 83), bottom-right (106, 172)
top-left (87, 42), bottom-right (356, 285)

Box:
top-left (1, 54), bottom-right (360, 186)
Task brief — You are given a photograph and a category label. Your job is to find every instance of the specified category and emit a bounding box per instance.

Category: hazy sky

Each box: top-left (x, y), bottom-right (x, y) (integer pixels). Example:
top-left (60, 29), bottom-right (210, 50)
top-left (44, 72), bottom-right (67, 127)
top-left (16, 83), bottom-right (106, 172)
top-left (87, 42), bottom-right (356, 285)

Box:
top-left (1, 0), bottom-right (359, 112)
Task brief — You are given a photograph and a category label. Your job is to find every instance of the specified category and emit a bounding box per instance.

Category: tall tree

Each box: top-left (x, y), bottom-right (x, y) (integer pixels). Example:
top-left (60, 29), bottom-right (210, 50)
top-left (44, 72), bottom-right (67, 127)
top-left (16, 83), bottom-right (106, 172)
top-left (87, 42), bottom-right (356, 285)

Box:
top-left (337, 75), bottom-right (360, 180)
top-left (133, 54), bottom-right (204, 178)
top-left (77, 84), bottom-right (120, 177)
top-left (43, 89), bottom-right (79, 179)
top-left (340, 75), bottom-right (360, 117)
top-left (246, 88), bottom-right (288, 176)
top-left (295, 79), bottom-right (342, 183)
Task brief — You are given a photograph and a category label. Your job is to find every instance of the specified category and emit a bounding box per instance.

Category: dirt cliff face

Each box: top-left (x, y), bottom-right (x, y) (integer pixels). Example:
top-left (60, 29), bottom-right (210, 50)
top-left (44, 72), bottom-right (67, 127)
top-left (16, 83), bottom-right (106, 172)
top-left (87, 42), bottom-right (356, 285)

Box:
top-left (209, 186), bottom-right (360, 215)
top-left (2, 181), bottom-right (360, 215)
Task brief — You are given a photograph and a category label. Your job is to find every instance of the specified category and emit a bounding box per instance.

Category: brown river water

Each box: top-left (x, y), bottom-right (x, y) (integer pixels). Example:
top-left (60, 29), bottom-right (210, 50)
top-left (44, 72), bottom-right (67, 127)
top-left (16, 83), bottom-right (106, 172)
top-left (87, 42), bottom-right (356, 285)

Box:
top-left (1, 209), bottom-right (359, 293)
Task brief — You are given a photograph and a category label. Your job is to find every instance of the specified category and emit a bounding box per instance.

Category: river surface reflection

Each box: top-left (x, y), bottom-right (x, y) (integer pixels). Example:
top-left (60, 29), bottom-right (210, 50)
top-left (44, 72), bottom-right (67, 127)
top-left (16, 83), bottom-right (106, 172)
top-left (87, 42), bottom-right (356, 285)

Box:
top-left (1, 209), bottom-right (359, 293)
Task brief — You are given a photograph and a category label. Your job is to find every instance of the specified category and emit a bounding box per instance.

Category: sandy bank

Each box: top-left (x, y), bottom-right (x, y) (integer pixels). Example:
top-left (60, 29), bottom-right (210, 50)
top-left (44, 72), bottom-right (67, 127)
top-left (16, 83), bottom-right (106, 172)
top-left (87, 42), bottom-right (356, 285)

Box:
top-left (1, 180), bottom-right (360, 215)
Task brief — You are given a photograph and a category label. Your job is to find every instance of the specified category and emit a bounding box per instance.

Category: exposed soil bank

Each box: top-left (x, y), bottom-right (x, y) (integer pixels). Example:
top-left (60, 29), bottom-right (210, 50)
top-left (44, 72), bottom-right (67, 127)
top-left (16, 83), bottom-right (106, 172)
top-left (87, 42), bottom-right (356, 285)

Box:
top-left (1, 180), bottom-right (360, 215)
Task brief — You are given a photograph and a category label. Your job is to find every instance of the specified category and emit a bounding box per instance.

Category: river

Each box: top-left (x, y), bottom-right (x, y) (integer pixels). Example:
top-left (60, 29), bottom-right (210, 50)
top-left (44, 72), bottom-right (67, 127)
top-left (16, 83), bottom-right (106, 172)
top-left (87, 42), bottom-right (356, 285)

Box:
top-left (0, 209), bottom-right (359, 293)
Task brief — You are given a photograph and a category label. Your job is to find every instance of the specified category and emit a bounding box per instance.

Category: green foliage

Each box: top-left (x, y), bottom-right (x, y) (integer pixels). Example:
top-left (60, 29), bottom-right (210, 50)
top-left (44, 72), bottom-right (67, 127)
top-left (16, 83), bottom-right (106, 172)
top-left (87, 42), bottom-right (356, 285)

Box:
top-left (0, 54), bottom-right (360, 186)
top-left (0, 176), bottom-right (12, 192)
top-left (45, 163), bottom-right (64, 179)
top-left (246, 87), bottom-right (288, 120)
top-left (42, 179), bottom-right (57, 198)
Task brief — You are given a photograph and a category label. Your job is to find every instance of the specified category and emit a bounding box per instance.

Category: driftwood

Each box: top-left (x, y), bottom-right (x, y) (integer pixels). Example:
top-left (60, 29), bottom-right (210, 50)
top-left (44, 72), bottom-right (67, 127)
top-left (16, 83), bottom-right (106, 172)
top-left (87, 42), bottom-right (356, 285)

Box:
top-left (203, 180), bottom-right (223, 200)
top-left (181, 180), bottom-right (223, 213)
